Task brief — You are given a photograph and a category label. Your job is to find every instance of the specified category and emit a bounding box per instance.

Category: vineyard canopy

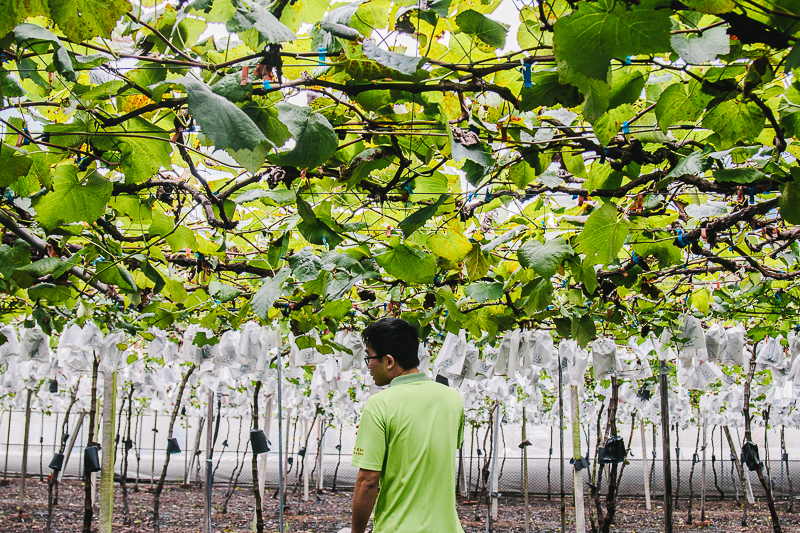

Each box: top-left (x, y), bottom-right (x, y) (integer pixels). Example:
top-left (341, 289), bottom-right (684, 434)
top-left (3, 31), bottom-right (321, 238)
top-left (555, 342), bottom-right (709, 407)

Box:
top-left (0, 0), bottom-right (799, 344)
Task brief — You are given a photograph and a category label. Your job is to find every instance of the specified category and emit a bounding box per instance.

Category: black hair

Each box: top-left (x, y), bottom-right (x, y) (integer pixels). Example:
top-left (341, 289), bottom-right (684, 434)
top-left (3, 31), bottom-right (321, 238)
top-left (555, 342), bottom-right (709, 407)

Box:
top-left (361, 317), bottom-right (420, 370)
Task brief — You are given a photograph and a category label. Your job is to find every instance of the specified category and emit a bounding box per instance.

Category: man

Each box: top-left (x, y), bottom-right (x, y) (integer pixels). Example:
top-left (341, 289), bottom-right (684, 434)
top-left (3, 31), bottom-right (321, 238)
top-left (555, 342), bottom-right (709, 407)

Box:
top-left (351, 318), bottom-right (465, 533)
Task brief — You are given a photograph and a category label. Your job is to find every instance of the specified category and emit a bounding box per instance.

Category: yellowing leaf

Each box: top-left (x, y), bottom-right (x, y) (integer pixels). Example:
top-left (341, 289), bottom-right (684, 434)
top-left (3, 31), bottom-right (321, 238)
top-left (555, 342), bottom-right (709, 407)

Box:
top-left (427, 231), bottom-right (472, 262)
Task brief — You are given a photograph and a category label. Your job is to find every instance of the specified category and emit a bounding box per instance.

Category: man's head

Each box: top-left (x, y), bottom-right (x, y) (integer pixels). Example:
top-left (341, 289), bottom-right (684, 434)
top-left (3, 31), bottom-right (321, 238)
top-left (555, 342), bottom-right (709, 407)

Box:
top-left (361, 318), bottom-right (420, 386)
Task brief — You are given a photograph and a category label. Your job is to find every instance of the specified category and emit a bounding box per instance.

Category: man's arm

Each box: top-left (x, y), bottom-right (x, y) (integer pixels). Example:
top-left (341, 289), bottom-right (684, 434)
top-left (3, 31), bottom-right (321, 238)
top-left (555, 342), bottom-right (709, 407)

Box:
top-left (351, 468), bottom-right (381, 533)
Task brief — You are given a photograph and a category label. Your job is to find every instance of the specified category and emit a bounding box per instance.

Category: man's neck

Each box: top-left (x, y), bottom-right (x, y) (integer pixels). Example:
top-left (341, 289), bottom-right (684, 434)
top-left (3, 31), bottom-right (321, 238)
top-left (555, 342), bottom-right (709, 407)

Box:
top-left (389, 367), bottom-right (419, 383)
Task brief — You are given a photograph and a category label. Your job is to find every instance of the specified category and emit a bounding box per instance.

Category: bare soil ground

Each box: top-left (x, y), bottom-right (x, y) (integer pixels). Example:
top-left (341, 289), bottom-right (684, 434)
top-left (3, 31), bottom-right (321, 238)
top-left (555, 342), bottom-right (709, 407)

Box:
top-left (0, 478), bottom-right (798, 532)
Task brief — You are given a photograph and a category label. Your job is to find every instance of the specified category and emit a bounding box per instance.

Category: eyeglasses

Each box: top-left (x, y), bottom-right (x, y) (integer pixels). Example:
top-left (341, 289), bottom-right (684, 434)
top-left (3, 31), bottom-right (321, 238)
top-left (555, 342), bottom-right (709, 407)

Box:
top-left (364, 355), bottom-right (383, 365)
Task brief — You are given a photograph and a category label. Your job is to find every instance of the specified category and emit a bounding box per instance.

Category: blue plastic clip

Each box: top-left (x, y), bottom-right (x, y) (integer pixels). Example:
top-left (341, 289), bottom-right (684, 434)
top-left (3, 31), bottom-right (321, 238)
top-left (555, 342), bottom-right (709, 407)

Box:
top-left (485, 190), bottom-right (491, 201)
top-left (21, 127), bottom-right (30, 145)
top-left (631, 253), bottom-right (642, 266)
top-left (318, 46), bottom-right (326, 66)
top-left (777, 292), bottom-right (782, 302)
top-left (749, 187), bottom-right (755, 205)
top-left (622, 121), bottom-right (630, 134)
top-left (522, 63), bottom-right (532, 88)
top-left (263, 79), bottom-right (272, 91)
top-left (322, 235), bottom-right (328, 248)
top-left (624, 56), bottom-right (632, 65)
top-left (599, 148), bottom-right (607, 164)
top-left (403, 183), bottom-right (414, 195)
top-left (468, 125), bottom-right (479, 135)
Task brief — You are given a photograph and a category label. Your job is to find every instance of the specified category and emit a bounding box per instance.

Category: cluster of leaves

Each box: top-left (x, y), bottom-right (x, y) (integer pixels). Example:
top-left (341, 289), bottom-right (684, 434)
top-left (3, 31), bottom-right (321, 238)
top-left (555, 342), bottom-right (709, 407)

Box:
top-left (1, 0), bottom-right (800, 349)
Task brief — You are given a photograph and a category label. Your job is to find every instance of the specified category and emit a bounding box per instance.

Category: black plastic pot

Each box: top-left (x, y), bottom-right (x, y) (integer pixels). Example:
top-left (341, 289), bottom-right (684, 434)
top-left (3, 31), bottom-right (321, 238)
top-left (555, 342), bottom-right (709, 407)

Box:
top-left (600, 435), bottom-right (626, 464)
top-left (166, 437), bottom-right (181, 455)
top-left (49, 379), bottom-right (58, 393)
top-left (84, 446), bottom-right (101, 474)
top-left (250, 428), bottom-right (269, 455)
top-left (49, 453), bottom-right (64, 471)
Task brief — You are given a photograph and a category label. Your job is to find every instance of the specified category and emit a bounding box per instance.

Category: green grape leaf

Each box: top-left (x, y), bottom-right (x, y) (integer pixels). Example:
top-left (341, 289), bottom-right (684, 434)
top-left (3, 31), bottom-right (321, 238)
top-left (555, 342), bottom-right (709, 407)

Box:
top-left (519, 71), bottom-right (582, 111)
top-left (0, 0), bottom-right (49, 37)
top-left (553, 3), bottom-right (671, 80)
top-left (375, 244), bottom-right (437, 285)
top-left (0, 146), bottom-right (33, 187)
top-left (713, 168), bottom-right (766, 184)
top-left (193, 331), bottom-right (220, 346)
top-left (702, 99), bottom-right (765, 148)
top-left (178, 76), bottom-right (270, 172)
top-left (234, 188), bottom-right (297, 205)
top-left (48, 0), bottom-right (131, 42)
top-left (251, 268), bottom-right (290, 320)
top-left (398, 194), bottom-right (448, 237)
top-left (226, 0), bottom-right (296, 44)
top-left (577, 201), bottom-right (630, 267)
top-left (517, 237), bottom-right (574, 279)
top-left (14, 23), bottom-right (76, 82)
top-left (780, 171), bottom-right (800, 224)
top-left (655, 81), bottom-right (712, 132)
top-left (523, 278), bottom-right (554, 313)
top-left (35, 165), bottom-right (112, 230)
top-left (571, 314), bottom-right (596, 347)
top-left (455, 9), bottom-right (508, 49)
top-left (670, 25), bottom-right (729, 64)
top-left (320, 299), bottom-right (352, 320)
top-left (28, 283), bottom-right (72, 303)
top-left (288, 246), bottom-right (322, 282)
top-left (14, 257), bottom-right (63, 278)
top-left (682, 0), bottom-right (735, 14)
top-left (592, 104), bottom-right (633, 147)
top-left (464, 281), bottom-right (504, 304)
top-left (785, 46), bottom-right (800, 72)
top-left (271, 103), bottom-right (339, 170)
top-left (608, 70), bottom-right (645, 110)
top-left (362, 40), bottom-right (425, 75)
top-left (0, 240), bottom-right (31, 278)
top-left (209, 280), bottom-right (241, 303)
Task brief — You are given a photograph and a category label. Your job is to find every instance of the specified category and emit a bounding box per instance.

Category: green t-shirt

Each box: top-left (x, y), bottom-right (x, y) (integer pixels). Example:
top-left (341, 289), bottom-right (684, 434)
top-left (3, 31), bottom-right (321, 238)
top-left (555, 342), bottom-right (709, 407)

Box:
top-left (351, 372), bottom-right (465, 533)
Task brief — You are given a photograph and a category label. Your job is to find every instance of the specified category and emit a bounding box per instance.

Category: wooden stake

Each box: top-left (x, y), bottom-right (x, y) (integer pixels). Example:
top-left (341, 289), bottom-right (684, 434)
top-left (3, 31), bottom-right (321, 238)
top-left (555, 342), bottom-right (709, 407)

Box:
top-left (19, 389), bottom-right (33, 513)
top-left (701, 418), bottom-right (707, 522)
top-left (571, 386), bottom-right (586, 533)
top-left (659, 360), bottom-right (674, 533)
top-left (99, 370), bottom-right (117, 533)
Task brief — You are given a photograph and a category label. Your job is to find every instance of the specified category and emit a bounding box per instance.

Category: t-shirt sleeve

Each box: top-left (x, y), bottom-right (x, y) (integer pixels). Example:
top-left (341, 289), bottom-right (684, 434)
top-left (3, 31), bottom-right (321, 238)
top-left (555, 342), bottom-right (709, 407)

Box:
top-left (351, 397), bottom-right (386, 471)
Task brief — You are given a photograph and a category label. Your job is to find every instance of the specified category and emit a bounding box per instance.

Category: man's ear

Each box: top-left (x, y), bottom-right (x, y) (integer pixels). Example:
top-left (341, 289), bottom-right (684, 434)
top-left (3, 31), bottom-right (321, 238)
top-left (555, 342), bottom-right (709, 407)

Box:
top-left (385, 354), bottom-right (396, 368)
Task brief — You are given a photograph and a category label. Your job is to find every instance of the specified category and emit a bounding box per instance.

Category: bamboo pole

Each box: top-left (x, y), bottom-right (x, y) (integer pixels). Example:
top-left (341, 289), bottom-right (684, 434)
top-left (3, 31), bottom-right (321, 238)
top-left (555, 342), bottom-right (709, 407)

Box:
top-left (641, 422), bottom-right (652, 510)
top-left (522, 407), bottom-right (530, 533)
top-left (558, 359), bottom-right (565, 533)
top-left (487, 402), bottom-right (501, 531)
top-left (701, 418), bottom-right (707, 522)
top-left (205, 391), bottom-right (213, 533)
top-left (302, 418), bottom-right (309, 502)
top-left (571, 386), bottom-right (586, 533)
top-left (151, 411), bottom-right (157, 486)
top-left (256, 395), bottom-right (274, 521)
top-left (99, 370), bottom-right (117, 533)
top-left (60, 412), bottom-right (85, 482)
top-left (277, 348), bottom-right (285, 533)
top-left (659, 360), bottom-right (674, 533)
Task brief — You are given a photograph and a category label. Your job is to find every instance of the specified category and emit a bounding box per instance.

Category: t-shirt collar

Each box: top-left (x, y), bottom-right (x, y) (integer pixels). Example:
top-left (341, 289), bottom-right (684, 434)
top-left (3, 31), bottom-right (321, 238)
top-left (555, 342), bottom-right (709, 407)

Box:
top-left (389, 372), bottom-right (429, 387)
